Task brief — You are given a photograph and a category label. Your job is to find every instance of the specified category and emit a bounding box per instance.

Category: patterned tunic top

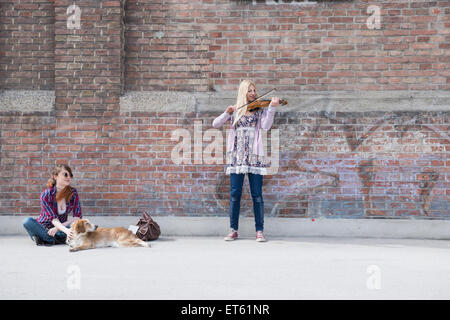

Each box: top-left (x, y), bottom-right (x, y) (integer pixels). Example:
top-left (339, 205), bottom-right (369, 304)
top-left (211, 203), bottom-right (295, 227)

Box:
top-left (226, 110), bottom-right (268, 175)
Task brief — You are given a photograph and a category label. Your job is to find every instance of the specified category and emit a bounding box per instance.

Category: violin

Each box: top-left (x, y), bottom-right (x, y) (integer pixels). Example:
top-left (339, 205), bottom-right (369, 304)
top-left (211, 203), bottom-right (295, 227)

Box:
top-left (247, 98), bottom-right (288, 112)
top-left (235, 88), bottom-right (288, 112)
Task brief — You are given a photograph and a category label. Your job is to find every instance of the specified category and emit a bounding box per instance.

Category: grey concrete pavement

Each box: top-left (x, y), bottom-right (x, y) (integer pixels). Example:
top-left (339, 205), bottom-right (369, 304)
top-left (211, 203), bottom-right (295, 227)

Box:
top-left (1, 235), bottom-right (449, 300)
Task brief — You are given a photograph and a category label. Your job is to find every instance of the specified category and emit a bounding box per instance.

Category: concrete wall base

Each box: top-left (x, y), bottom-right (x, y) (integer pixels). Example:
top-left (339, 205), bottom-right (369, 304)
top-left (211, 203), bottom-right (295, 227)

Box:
top-left (4, 216), bottom-right (450, 240)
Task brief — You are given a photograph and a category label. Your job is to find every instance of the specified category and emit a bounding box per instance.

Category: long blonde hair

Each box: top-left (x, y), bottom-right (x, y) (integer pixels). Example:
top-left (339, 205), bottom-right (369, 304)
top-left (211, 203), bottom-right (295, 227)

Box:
top-left (232, 79), bottom-right (257, 127)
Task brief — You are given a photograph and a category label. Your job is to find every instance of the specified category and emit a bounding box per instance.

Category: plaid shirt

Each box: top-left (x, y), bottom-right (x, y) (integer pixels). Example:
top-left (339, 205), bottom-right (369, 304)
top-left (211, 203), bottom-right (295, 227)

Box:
top-left (37, 186), bottom-right (82, 230)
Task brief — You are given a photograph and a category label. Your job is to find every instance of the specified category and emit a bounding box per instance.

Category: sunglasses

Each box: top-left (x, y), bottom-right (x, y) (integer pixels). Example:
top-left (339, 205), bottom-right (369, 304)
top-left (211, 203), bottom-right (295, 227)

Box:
top-left (61, 171), bottom-right (73, 178)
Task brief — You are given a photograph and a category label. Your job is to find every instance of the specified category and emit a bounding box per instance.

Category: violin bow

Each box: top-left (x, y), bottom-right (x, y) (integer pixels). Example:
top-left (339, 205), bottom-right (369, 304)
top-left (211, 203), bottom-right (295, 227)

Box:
top-left (236, 88), bottom-right (275, 111)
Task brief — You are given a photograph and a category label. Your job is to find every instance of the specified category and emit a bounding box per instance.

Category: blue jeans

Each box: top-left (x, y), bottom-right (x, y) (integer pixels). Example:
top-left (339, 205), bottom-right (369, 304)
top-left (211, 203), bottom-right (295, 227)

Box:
top-left (229, 173), bottom-right (264, 232)
top-left (22, 217), bottom-right (69, 245)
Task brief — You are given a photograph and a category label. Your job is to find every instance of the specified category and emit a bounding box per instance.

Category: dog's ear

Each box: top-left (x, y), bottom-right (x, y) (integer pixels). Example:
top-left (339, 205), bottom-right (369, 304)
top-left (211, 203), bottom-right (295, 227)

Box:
top-left (74, 220), bottom-right (86, 234)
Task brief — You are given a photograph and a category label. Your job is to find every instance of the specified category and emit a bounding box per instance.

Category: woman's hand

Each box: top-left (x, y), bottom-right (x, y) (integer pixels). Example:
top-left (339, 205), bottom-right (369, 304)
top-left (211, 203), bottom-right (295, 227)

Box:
top-left (225, 105), bottom-right (235, 114)
top-left (63, 216), bottom-right (80, 227)
top-left (47, 227), bottom-right (58, 237)
top-left (270, 97), bottom-right (280, 107)
top-left (65, 228), bottom-right (74, 241)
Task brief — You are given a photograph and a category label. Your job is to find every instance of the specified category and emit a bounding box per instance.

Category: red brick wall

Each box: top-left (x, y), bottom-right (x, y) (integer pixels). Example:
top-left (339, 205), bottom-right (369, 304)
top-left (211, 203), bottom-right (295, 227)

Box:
top-left (0, 0), bottom-right (449, 219)
top-left (124, 0), bottom-right (450, 91)
top-left (0, 0), bottom-right (55, 89)
top-left (54, 0), bottom-right (123, 115)
top-left (0, 110), bottom-right (448, 218)
top-left (2, 0), bottom-right (449, 91)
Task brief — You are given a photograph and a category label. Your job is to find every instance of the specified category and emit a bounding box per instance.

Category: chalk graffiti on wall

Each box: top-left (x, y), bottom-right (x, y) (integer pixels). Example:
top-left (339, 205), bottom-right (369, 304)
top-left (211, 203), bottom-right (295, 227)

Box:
top-left (246, 111), bottom-right (449, 218)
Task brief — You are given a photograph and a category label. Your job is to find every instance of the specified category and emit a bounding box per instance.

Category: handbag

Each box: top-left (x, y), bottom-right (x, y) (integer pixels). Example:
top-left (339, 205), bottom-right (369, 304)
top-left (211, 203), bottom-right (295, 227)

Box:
top-left (136, 211), bottom-right (161, 241)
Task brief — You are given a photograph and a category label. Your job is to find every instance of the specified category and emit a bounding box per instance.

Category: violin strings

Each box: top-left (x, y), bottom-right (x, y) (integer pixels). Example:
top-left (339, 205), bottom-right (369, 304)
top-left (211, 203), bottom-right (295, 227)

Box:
top-left (236, 88), bottom-right (275, 111)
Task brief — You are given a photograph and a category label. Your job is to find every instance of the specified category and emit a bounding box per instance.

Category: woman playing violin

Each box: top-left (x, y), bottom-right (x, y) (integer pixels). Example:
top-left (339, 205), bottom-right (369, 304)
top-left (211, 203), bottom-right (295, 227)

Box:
top-left (212, 79), bottom-right (279, 242)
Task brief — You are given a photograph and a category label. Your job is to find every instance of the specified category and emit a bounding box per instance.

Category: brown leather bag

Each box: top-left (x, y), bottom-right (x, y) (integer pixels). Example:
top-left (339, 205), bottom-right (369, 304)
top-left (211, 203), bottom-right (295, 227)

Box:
top-left (136, 212), bottom-right (161, 241)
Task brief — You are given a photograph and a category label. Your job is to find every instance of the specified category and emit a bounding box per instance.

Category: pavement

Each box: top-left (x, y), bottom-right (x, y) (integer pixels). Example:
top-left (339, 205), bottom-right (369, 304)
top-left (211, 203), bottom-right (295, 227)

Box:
top-left (1, 235), bottom-right (449, 300)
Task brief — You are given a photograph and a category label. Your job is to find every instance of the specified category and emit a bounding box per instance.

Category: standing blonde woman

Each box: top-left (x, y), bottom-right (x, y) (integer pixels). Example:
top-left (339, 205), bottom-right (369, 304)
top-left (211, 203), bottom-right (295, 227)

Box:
top-left (212, 79), bottom-right (279, 242)
top-left (22, 164), bottom-right (82, 246)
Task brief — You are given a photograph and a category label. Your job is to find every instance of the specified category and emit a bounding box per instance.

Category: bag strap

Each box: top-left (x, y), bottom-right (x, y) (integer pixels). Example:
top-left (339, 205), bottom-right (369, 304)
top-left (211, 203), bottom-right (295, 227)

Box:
top-left (138, 226), bottom-right (148, 235)
top-left (143, 211), bottom-right (151, 221)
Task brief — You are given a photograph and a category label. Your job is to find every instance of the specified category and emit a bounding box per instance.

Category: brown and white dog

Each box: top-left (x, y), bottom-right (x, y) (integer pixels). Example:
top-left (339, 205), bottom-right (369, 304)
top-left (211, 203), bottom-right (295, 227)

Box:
top-left (67, 218), bottom-right (150, 252)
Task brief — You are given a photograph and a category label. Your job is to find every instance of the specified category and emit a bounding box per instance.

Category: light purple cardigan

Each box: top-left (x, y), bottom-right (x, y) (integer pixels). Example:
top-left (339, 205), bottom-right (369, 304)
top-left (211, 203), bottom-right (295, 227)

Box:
top-left (212, 106), bottom-right (276, 157)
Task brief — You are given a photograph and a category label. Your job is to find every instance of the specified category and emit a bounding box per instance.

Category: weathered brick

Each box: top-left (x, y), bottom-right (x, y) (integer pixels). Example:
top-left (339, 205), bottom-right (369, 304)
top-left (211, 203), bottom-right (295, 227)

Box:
top-left (0, 1), bottom-right (449, 219)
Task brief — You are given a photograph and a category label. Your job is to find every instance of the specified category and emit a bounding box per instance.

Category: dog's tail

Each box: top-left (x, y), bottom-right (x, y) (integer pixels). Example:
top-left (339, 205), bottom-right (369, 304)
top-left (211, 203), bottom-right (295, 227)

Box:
top-left (127, 238), bottom-right (150, 248)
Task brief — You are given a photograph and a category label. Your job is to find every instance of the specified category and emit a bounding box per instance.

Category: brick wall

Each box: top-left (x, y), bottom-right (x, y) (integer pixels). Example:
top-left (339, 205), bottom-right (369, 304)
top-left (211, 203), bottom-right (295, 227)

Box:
top-left (0, 0), bottom-right (54, 89)
top-left (3, 0), bottom-right (449, 91)
top-left (0, 109), bottom-right (448, 218)
top-left (124, 0), bottom-right (450, 91)
top-left (0, 0), bottom-right (449, 219)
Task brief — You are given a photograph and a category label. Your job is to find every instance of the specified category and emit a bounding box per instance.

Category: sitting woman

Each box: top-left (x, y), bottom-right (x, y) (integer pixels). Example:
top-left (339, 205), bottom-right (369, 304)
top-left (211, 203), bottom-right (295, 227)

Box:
top-left (22, 164), bottom-right (82, 246)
